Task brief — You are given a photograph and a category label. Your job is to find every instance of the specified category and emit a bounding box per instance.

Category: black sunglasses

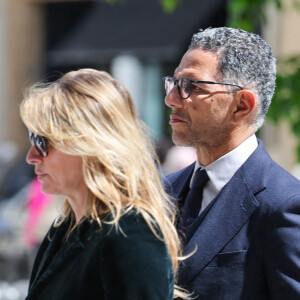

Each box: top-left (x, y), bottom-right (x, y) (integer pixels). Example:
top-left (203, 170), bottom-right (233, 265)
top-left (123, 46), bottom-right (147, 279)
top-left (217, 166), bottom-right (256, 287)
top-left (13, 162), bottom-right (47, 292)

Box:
top-left (163, 76), bottom-right (243, 99)
top-left (28, 131), bottom-right (48, 157)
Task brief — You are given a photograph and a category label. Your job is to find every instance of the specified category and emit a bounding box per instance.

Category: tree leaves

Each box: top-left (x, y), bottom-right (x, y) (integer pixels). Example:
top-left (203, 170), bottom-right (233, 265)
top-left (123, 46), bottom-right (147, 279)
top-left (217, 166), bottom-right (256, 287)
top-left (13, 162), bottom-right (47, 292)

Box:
top-left (268, 56), bottom-right (300, 160)
top-left (159, 0), bottom-right (182, 13)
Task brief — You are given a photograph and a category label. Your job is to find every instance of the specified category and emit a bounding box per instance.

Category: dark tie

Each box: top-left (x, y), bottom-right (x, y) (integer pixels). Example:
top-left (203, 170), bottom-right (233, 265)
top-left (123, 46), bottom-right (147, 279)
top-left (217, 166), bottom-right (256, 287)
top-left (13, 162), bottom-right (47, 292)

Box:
top-left (179, 168), bottom-right (209, 232)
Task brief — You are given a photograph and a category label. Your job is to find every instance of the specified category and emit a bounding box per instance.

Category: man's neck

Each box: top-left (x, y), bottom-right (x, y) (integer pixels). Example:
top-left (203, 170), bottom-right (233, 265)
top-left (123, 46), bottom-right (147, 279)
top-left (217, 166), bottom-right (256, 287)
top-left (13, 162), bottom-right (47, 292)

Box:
top-left (196, 131), bottom-right (255, 166)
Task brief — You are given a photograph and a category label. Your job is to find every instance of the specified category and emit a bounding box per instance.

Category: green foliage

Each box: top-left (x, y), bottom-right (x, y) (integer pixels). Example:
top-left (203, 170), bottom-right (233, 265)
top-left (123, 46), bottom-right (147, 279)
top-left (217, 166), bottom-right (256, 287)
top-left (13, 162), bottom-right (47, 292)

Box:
top-left (227, 0), bottom-right (281, 32)
top-left (267, 56), bottom-right (300, 160)
top-left (159, 0), bottom-right (182, 13)
top-left (104, 0), bottom-right (182, 12)
top-left (228, 0), bottom-right (300, 161)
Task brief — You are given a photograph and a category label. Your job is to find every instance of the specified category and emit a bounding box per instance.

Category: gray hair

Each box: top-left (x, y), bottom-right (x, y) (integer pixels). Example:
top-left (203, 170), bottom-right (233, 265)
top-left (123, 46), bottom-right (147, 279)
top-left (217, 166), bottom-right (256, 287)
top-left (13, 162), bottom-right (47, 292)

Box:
top-left (189, 27), bottom-right (276, 129)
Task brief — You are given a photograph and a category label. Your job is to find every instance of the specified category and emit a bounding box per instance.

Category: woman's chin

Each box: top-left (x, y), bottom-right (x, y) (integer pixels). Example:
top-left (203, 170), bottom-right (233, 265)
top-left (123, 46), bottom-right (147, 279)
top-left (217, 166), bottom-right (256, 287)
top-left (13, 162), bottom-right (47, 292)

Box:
top-left (41, 185), bottom-right (57, 196)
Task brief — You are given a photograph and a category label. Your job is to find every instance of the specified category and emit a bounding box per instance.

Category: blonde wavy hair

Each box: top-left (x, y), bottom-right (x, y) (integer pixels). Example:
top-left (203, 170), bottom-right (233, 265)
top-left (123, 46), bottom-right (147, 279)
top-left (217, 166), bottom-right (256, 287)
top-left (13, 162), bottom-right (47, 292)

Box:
top-left (20, 68), bottom-right (187, 298)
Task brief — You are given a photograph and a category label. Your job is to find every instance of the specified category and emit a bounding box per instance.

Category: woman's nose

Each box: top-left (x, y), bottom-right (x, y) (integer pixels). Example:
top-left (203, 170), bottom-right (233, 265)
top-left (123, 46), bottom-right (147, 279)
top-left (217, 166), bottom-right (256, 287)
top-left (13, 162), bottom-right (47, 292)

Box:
top-left (26, 145), bottom-right (42, 165)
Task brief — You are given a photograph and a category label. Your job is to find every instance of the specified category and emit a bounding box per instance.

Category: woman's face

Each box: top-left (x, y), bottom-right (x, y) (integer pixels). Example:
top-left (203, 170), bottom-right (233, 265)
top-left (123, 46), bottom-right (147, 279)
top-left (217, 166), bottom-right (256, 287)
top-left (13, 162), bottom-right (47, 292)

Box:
top-left (26, 143), bottom-right (87, 201)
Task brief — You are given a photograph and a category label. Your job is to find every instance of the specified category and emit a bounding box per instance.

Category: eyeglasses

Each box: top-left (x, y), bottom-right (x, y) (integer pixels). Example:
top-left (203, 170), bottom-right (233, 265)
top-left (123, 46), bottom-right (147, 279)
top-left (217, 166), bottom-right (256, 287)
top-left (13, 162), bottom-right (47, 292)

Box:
top-left (163, 76), bottom-right (243, 99)
top-left (28, 130), bottom-right (48, 157)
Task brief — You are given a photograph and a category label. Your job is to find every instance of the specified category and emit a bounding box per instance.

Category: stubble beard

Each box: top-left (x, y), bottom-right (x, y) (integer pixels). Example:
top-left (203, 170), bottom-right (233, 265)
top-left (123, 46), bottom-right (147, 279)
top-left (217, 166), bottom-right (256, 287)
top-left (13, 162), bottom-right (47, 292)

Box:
top-left (172, 122), bottom-right (230, 151)
top-left (171, 129), bottom-right (197, 148)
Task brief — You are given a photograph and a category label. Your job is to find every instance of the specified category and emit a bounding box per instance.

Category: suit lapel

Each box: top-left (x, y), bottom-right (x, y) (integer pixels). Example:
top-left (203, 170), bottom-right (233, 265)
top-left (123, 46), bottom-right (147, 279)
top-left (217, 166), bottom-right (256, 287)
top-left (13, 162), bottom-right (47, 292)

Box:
top-left (166, 163), bottom-right (194, 204)
top-left (178, 168), bottom-right (260, 284)
top-left (178, 140), bottom-right (271, 284)
top-left (166, 164), bottom-right (195, 231)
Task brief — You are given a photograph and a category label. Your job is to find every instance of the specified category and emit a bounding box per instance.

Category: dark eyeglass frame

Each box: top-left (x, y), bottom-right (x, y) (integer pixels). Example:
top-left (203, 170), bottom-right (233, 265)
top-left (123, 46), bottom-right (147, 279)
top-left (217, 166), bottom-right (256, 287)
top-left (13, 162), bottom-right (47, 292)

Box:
top-left (163, 76), bottom-right (243, 99)
top-left (28, 130), bottom-right (48, 157)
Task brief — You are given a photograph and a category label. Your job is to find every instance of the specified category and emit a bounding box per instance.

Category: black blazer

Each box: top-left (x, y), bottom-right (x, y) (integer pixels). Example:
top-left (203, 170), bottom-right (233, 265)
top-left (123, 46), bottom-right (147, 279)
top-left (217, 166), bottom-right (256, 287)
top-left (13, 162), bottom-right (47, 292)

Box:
top-left (164, 139), bottom-right (300, 299)
top-left (25, 212), bottom-right (174, 300)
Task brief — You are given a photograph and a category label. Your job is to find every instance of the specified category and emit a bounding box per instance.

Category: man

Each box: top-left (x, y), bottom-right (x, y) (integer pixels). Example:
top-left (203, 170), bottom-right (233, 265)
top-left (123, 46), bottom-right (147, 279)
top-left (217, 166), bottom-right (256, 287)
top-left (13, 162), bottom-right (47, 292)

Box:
top-left (163, 27), bottom-right (300, 299)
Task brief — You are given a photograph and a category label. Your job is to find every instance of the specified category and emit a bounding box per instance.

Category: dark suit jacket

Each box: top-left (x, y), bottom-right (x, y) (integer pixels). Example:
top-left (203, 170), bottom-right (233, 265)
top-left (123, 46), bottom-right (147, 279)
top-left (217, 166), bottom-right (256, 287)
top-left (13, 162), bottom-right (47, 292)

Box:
top-left (25, 212), bottom-right (174, 300)
top-left (164, 139), bottom-right (300, 300)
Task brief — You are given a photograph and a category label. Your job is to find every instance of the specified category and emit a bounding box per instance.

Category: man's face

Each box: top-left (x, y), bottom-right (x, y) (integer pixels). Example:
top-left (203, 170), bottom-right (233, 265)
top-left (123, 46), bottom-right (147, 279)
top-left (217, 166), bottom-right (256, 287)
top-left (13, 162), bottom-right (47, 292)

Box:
top-left (165, 49), bottom-right (235, 151)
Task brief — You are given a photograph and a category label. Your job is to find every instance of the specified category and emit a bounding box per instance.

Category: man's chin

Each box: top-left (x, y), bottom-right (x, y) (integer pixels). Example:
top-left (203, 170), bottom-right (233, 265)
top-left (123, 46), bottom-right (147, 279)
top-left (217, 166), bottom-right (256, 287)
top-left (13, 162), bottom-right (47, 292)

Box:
top-left (172, 133), bottom-right (192, 147)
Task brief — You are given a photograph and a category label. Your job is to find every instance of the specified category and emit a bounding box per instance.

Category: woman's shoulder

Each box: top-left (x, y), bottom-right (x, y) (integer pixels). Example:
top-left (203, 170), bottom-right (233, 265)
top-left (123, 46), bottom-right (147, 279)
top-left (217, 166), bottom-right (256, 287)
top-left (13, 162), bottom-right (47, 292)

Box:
top-left (101, 210), bottom-right (155, 238)
top-left (97, 211), bottom-right (174, 300)
top-left (99, 210), bottom-right (171, 268)
top-left (63, 210), bottom-right (165, 255)
top-left (95, 210), bottom-right (164, 250)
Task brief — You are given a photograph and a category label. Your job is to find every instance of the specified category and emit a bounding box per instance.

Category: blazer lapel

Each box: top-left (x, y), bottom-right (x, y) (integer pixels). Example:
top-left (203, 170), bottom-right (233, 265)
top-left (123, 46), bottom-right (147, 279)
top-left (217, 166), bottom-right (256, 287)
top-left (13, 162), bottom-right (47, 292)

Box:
top-left (179, 169), bottom-right (260, 284)
top-left (29, 219), bottom-right (90, 295)
top-left (166, 163), bottom-right (195, 204)
top-left (176, 139), bottom-right (271, 285)
top-left (31, 220), bottom-right (69, 283)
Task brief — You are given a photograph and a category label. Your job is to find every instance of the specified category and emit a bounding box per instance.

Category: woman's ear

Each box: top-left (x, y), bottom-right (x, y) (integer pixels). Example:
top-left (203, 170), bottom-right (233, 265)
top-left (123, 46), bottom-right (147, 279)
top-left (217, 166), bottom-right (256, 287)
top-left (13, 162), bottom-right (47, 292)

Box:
top-left (231, 89), bottom-right (256, 124)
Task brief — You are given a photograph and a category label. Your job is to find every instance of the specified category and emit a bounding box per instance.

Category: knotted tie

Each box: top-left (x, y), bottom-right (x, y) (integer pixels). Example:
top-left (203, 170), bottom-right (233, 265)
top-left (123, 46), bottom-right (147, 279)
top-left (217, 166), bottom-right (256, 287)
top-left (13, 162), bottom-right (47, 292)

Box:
top-left (179, 168), bottom-right (209, 231)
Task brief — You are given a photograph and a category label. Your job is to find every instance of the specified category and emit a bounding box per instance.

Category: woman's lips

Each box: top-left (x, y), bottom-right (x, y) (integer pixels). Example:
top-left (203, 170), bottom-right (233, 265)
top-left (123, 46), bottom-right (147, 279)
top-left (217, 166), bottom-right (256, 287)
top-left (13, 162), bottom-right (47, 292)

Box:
top-left (36, 173), bottom-right (47, 181)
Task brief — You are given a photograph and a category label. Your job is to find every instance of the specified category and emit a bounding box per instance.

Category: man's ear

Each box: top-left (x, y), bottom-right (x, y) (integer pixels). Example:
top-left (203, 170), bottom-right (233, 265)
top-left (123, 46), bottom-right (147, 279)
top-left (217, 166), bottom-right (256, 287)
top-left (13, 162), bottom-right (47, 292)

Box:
top-left (231, 89), bottom-right (256, 124)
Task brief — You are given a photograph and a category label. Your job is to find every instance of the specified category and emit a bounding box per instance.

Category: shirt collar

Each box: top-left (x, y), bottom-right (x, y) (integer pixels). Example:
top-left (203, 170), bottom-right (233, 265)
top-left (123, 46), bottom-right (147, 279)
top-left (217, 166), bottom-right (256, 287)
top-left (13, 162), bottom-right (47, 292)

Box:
top-left (194, 134), bottom-right (258, 192)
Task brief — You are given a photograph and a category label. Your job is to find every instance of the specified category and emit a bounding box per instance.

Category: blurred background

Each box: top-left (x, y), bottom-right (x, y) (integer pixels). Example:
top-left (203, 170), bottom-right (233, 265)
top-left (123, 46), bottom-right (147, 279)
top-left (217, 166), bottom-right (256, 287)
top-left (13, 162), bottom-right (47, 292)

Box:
top-left (0, 0), bottom-right (299, 298)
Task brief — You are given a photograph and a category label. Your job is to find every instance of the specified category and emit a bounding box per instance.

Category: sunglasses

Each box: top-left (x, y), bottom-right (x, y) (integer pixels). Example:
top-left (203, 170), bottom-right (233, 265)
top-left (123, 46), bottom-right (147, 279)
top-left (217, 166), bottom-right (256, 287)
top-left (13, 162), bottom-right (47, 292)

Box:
top-left (28, 130), bottom-right (48, 157)
top-left (163, 76), bottom-right (243, 99)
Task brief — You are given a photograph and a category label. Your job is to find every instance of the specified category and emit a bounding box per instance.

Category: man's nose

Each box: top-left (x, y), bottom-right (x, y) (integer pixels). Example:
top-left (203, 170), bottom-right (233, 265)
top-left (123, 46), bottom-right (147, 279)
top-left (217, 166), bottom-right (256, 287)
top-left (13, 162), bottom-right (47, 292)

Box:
top-left (164, 86), bottom-right (186, 109)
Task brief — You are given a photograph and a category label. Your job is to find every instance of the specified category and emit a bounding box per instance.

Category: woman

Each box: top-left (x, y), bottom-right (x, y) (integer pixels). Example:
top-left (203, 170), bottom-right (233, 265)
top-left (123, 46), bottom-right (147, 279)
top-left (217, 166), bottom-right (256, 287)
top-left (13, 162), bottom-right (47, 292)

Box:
top-left (20, 69), bottom-right (185, 299)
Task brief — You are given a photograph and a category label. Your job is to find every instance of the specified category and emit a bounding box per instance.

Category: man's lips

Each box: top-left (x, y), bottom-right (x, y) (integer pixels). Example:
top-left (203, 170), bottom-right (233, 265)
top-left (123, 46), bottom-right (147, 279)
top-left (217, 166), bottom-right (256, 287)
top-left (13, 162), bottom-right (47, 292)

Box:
top-left (170, 114), bottom-right (186, 124)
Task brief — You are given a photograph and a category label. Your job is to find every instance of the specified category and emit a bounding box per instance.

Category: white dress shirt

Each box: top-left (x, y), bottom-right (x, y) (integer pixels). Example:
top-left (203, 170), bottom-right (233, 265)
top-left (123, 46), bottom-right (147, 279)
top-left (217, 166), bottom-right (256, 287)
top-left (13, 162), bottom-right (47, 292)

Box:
top-left (190, 134), bottom-right (258, 215)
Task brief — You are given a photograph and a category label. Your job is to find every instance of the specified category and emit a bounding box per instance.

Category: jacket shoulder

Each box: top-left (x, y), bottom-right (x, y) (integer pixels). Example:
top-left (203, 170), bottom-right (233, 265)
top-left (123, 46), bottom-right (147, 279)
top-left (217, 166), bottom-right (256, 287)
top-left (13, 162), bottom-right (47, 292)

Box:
top-left (99, 212), bottom-right (174, 299)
